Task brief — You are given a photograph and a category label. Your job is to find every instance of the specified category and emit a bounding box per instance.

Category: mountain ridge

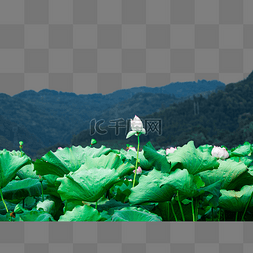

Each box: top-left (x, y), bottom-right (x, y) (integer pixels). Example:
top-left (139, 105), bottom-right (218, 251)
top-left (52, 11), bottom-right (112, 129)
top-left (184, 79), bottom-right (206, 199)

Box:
top-left (0, 79), bottom-right (225, 158)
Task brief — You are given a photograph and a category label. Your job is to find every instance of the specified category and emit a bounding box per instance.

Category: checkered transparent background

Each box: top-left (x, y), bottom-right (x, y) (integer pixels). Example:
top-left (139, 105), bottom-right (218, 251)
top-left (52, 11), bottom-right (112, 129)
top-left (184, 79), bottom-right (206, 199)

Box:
top-left (1, 0), bottom-right (253, 252)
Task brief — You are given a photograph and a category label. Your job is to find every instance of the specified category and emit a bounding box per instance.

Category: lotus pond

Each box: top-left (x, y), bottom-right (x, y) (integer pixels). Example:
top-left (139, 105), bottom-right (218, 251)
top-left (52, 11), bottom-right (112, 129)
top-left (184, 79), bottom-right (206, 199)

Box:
top-left (1, 140), bottom-right (253, 222)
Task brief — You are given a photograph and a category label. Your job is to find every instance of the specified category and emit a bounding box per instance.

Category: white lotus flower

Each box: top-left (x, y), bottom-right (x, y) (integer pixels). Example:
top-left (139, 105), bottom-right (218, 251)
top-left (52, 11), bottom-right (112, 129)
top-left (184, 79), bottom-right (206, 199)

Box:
top-left (211, 146), bottom-right (229, 159)
top-left (126, 115), bottom-right (146, 139)
top-left (166, 147), bottom-right (177, 155)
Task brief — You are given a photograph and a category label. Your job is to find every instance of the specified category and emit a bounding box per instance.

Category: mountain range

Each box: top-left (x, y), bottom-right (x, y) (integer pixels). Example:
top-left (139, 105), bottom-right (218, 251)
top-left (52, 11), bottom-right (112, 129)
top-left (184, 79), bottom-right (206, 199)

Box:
top-left (0, 79), bottom-right (225, 159)
top-left (70, 71), bottom-right (253, 153)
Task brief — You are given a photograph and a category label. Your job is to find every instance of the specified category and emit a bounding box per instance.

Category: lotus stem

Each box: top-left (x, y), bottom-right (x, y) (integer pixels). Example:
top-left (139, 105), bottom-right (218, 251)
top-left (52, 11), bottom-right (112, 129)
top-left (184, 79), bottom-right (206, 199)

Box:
top-left (95, 201), bottom-right (98, 210)
top-left (40, 182), bottom-right (44, 202)
top-left (218, 208), bottom-right (220, 221)
top-left (167, 201), bottom-right (170, 221)
top-left (235, 212), bottom-right (238, 221)
top-left (176, 191), bottom-right (185, 221)
top-left (195, 197), bottom-right (199, 221)
top-left (64, 200), bottom-right (67, 214)
top-left (191, 198), bottom-right (195, 222)
top-left (241, 191), bottom-right (253, 221)
top-left (170, 199), bottom-right (178, 221)
top-left (212, 207), bottom-right (213, 221)
top-left (132, 134), bottom-right (140, 188)
top-left (0, 188), bottom-right (8, 213)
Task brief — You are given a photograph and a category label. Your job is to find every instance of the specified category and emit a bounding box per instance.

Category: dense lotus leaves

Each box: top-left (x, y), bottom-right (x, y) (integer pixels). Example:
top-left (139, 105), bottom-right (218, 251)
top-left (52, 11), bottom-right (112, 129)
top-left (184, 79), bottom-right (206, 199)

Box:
top-left (119, 149), bottom-right (135, 159)
top-left (1, 179), bottom-right (47, 200)
top-left (111, 206), bottom-right (162, 221)
top-left (79, 152), bottom-right (135, 178)
top-left (18, 209), bottom-right (56, 221)
top-left (219, 185), bottom-right (253, 212)
top-left (198, 180), bottom-right (222, 208)
top-left (1, 208), bottom-right (55, 221)
top-left (0, 213), bottom-right (22, 221)
top-left (63, 199), bottom-right (84, 212)
top-left (166, 141), bottom-right (220, 175)
top-left (128, 169), bottom-right (175, 205)
top-left (108, 180), bottom-right (132, 203)
top-left (225, 170), bottom-right (253, 191)
top-left (229, 142), bottom-right (252, 157)
top-left (90, 198), bottom-right (129, 213)
top-left (58, 205), bottom-right (102, 221)
top-left (0, 150), bottom-right (32, 189)
top-left (228, 156), bottom-right (253, 167)
top-left (0, 200), bottom-right (16, 214)
top-left (20, 196), bottom-right (38, 209)
top-left (159, 169), bottom-right (206, 199)
top-left (64, 196), bottom-right (110, 212)
top-left (157, 149), bottom-right (166, 156)
top-left (36, 199), bottom-right (55, 215)
top-left (33, 145), bottom-right (112, 177)
top-left (42, 174), bottom-right (61, 198)
top-left (143, 142), bottom-right (171, 173)
top-left (120, 149), bottom-right (153, 170)
top-left (99, 210), bottom-right (112, 221)
top-left (16, 163), bottom-right (39, 180)
top-left (57, 168), bottom-right (124, 202)
top-left (197, 160), bottom-right (247, 190)
top-left (14, 202), bottom-right (26, 213)
top-left (197, 144), bottom-right (214, 154)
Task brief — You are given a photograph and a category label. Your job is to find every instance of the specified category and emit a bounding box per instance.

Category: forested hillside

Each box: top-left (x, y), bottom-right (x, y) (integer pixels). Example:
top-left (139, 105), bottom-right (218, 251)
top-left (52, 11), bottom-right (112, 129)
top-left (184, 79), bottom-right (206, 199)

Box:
top-left (69, 71), bottom-right (253, 151)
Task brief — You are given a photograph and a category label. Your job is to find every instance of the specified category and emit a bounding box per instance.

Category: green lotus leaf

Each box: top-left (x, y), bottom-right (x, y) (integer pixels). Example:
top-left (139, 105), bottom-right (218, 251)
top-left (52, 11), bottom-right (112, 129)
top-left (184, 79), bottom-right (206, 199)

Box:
top-left (219, 185), bottom-right (253, 212)
top-left (143, 142), bottom-right (171, 173)
top-left (197, 144), bottom-right (214, 154)
top-left (120, 149), bottom-right (153, 170)
top-left (79, 152), bottom-right (135, 178)
top-left (0, 200), bottom-right (16, 215)
top-left (109, 180), bottom-right (132, 203)
top-left (1, 179), bottom-right (47, 200)
top-left (57, 167), bottom-right (123, 202)
top-left (90, 198), bottom-right (130, 213)
top-left (36, 199), bottom-right (55, 215)
top-left (42, 174), bottom-right (61, 198)
top-left (230, 142), bottom-right (252, 157)
top-left (167, 141), bottom-right (220, 175)
top-left (0, 150), bottom-right (32, 189)
top-left (228, 156), bottom-right (253, 167)
top-left (197, 159), bottom-right (247, 190)
top-left (99, 210), bottom-right (111, 221)
top-left (16, 163), bottom-right (38, 180)
top-left (18, 209), bottom-right (56, 221)
top-left (225, 171), bottom-right (253, 192)
top-left (14, 202), bottom-right (26, 213)
top-left (197, 180), bottom-right (223, 208)
top-left (111, 206), bottom-right (162, 222)
top-left (157, 149), bottom-right (166, 156)
top-left (33, 145), bottom-right (112, 177)
top-left (64, 200), bottom-right (84, 212)
top-left (128, 169), bottom-right (175, 205)
top-left (0, 213), bottom-right (22, 221)
top-left (159, 169), bottom-right (206, 199)
top-left (58, 205), bottom-right (102, 221)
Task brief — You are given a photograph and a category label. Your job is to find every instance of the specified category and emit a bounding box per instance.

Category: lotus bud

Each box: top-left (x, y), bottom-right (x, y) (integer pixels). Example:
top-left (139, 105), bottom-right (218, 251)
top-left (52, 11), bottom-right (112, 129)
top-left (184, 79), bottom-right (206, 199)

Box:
top-left (211, 146), bottom-right (229, 159)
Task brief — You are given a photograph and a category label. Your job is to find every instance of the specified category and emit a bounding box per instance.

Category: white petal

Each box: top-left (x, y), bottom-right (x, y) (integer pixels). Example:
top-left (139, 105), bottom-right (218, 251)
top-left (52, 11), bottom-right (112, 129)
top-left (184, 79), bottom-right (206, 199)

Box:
top-left (126, 130), bottom-right (137, 139)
